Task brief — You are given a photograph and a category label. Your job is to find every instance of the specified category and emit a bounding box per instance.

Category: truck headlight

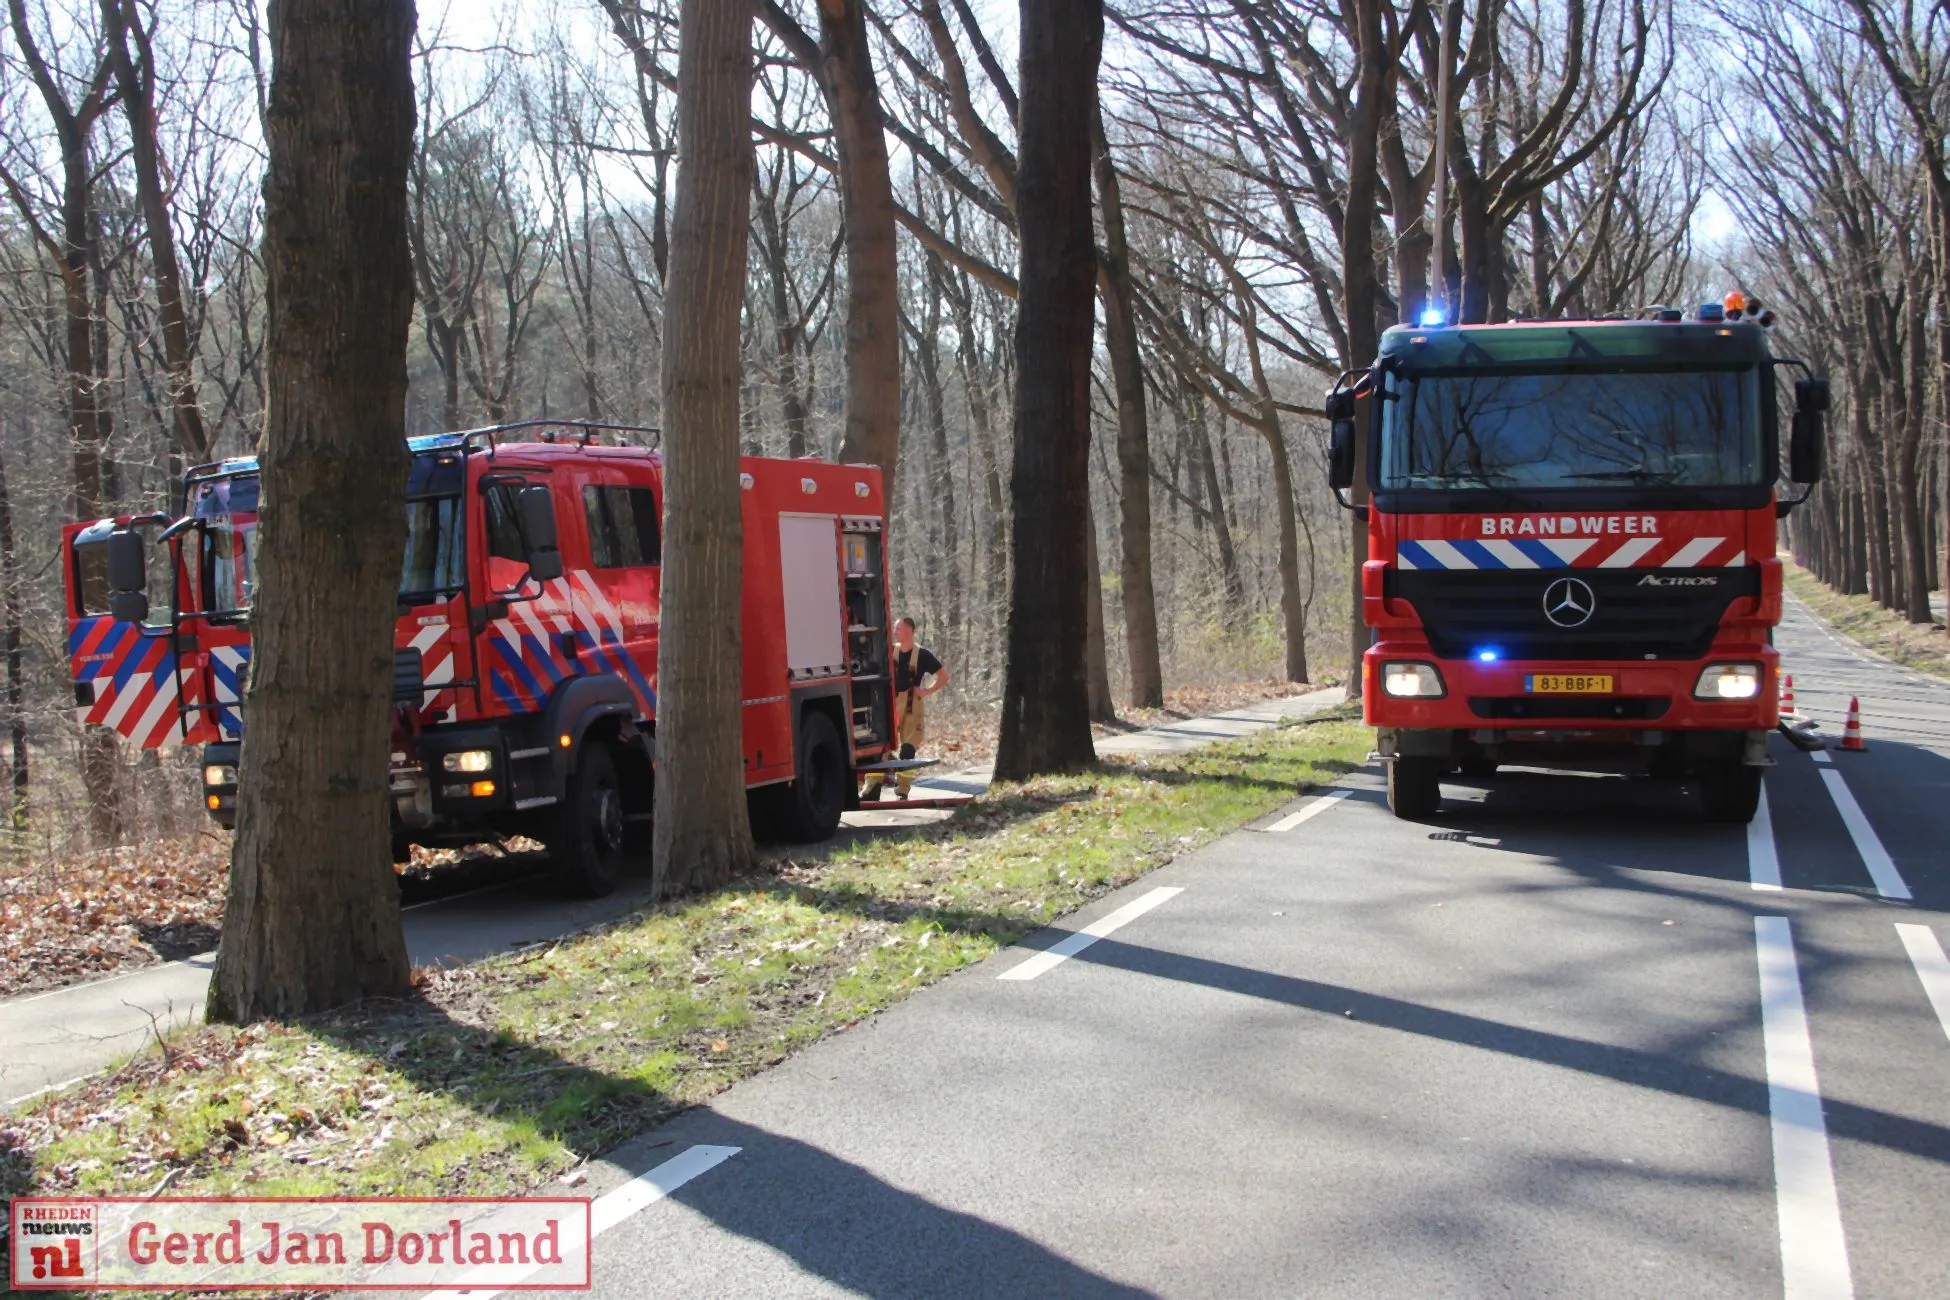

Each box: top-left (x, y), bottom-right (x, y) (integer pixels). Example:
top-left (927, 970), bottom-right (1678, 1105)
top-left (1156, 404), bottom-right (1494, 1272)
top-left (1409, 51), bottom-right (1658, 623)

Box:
top-left (442, 749), bottom-right (494, 773)
top-left (203, 764), bottom-right (236, 787)
top-left (1381, 662), bottom-right (1445, 698)
top-left (1695, 663), bottom-right (1763, 700)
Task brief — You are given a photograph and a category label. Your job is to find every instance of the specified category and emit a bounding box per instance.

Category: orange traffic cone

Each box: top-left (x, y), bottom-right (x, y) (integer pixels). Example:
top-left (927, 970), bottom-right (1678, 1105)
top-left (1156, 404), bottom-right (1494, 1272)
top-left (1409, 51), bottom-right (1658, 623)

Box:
top-left (1841, 696), bottom-right (1866, 751)
top-left (1779, 673), bottom-right (1796, 721)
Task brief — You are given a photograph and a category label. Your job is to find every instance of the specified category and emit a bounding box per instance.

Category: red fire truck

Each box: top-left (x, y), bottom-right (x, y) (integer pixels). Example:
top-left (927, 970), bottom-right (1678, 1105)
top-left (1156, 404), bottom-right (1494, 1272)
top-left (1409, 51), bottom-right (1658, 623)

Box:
top-left (65, 423), bottom-right (901, 894)
top-left (1325, 301), bottom-right (1827, 822)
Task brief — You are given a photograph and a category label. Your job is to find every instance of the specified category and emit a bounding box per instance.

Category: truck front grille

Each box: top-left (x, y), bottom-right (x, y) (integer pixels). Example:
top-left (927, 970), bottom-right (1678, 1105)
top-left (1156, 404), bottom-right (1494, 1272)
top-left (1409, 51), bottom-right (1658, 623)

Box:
top-left (1388, 567), bottom-right (1761, 661)
top-left (1468, 696), bottom-right (1671, 721)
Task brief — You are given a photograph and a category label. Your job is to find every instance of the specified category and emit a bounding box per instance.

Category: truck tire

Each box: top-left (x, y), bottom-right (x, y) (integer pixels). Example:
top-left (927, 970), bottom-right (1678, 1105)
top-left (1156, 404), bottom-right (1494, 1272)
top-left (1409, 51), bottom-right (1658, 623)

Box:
top-left (551, 741), bottom-right (628, 897)
top-left (1699, 762), bottom-right (1763, 824)
top-left (1388, 757), bottom-right (1442, 819)
top-left (774, 710), bottom-right (848, 843)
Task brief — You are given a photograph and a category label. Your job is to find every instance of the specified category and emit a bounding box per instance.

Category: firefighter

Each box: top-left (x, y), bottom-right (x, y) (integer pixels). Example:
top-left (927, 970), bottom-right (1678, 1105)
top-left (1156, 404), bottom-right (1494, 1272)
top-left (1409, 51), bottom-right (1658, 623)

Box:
top-left (862, 616), bottom-right (948, 801)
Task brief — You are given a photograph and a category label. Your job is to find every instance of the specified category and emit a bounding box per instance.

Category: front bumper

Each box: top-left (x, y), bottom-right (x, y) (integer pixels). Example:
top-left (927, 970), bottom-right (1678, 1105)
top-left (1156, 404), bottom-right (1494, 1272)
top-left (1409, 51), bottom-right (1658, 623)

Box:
top-left (1362, 641), bottom-right (1780, 733)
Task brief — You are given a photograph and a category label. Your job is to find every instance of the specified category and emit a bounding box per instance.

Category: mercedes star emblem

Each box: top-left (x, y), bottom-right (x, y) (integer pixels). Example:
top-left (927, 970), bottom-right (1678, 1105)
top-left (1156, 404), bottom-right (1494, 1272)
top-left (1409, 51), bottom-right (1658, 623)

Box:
top-left (1543, 576), bottom-right (1596, 629)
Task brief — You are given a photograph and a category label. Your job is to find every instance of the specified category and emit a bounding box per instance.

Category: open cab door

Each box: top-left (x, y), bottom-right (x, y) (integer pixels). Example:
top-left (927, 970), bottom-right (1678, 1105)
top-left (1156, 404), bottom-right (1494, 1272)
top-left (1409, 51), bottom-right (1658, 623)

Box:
top-left (62, 514), bottom-right (211, 749)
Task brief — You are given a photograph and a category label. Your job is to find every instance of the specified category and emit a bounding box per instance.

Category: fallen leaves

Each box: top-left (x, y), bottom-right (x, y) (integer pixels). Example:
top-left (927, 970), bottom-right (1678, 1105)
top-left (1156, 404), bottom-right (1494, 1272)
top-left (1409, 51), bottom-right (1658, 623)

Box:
top-left (0, 839), bottom-right (229, 997)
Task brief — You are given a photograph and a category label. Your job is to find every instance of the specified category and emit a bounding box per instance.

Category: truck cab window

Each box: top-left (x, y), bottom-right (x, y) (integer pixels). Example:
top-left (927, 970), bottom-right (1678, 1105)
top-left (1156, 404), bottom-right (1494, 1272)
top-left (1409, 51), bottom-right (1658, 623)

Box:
top-left (400, 496), bottom-right (465, 600)
top-left (482, 483), bottom-right (528, 564)
top-left (193, 476), bottom-right (260, 615)
top-left (72, 541), bottom-right (111, 617)
top-left (583, 485), bottom-right (660, 568)
top-left (203, 523), bottom-right (256, 613)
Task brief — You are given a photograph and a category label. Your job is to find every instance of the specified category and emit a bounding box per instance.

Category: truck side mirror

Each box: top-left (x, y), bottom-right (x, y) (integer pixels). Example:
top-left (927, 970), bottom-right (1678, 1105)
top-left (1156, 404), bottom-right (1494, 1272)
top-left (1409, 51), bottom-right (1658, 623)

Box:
top-left (1795, 376), bottom-right (1830, 413)
top-left (1790, 407), bottom-right (1824, 484)
top-left (1324, 390), bottom-right (1356, 422)
top-left (1328, 419), bottom-right (1357, 491)
top-left (517, 484), bottom-right (563, 582)
top-left (105, 531), bottom-right (150, 623)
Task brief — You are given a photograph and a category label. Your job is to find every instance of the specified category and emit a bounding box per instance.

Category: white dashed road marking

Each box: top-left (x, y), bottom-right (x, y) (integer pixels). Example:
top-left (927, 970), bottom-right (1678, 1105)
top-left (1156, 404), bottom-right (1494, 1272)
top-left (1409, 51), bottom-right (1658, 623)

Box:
top-left (1895, 925), bottom-right (1950, 1047)
top-left (1748, 784), bottom-right (1782, 892)
top-left (1817, 768), bottom-right (1913, 900)
top-left (1265, 789), bottom-right (1352, 833)
top-left (422, 1144), bottom-right (740, 1300)
top-left (999, 887), bottom-right (1183, 981)
top-left (1755, 916), bottom-right (1854, 1300)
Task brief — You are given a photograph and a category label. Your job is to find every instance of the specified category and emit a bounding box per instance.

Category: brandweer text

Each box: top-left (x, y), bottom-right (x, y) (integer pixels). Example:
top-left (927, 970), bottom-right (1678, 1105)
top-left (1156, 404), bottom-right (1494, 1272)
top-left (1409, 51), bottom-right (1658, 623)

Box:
top-left (1480, 515), bottom-right (1660, 537)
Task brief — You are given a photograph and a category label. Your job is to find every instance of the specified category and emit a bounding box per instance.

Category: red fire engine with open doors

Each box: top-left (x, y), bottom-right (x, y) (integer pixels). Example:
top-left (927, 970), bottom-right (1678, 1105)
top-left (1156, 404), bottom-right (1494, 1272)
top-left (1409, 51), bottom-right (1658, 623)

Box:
top-left (63, 423), bottom-right (905, 895)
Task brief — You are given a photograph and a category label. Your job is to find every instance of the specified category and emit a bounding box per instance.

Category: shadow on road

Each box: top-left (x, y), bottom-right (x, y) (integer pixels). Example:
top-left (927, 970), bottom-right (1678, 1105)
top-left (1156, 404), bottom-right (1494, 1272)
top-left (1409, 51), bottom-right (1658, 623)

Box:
top-left (293, 990), bottom-right (1149, 1297)
top-left (1069, 935), bottom-right (1950, 1167)
top-left (650, 1114), bottom-right (1157, 1297)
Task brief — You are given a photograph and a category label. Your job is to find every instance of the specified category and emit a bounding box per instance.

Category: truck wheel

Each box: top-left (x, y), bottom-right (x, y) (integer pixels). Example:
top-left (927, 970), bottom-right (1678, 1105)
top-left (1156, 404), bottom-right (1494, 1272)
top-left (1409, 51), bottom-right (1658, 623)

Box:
top-left (1388, 757), bottom-right (1443, 819)
top-left (1700, 762), bottom-right (1763, 824)
top-left (551, 741), bottom-right (627, 897)
top-left (775, 711), bottom-right (848, 843)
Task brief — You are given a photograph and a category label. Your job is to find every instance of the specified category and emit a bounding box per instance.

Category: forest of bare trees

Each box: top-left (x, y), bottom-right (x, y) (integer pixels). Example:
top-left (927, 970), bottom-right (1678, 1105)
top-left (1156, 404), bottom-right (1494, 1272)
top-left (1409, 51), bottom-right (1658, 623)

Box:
top-left (0, 0), bottom-right (1942, 855)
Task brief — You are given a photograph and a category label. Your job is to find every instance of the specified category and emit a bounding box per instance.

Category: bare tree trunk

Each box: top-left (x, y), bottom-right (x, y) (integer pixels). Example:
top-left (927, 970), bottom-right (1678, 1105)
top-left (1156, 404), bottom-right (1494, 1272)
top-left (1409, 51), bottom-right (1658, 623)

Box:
top-left (951, 281), bottom-right (1007, 621)
top-left (995, 0), bottom-right (1102, 780)
top-left (1340, 0), bottom-right (1387, 698)
top-left (1092, 108), bottom-right (1162, 708)
top-left (7, 0), bottom-right (122, 841)
top-left (914, 253), bottom-right (963, 636)
top-left (208, 0), bottom-right (416, 1022)
top-left (653, 0), bottom-right (756, 893)
top-left (1085, 500), bottom-right (1114, 722)
top-left (1184, 399), bottom-right (1243, 607)
top-left (0, 439), bottom-right (24, 830)
top-left (1259, 417), bottom-right (1309, 682)
top-left (103, 0), bottom-right (210, 462)
top-left (763, 1), bottom-right (901, 474)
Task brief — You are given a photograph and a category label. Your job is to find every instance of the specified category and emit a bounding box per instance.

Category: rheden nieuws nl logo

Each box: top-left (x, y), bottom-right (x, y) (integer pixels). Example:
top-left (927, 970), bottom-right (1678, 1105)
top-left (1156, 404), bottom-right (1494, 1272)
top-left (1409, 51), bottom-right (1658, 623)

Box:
top-left (9, 1196), bottom-right (591, 1291)
top-left (11, 1200), bottom-right (98, 1287)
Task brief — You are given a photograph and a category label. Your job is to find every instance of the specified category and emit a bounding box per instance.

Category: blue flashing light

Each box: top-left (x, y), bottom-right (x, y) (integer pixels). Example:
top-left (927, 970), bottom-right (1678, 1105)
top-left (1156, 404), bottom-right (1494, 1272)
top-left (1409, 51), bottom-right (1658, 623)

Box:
top-left (1697, 302), bottom-right (1726, 322)
top-left (1475, 648), bottom-right (1501, 662)
top-left (1417, 306), bottom-right (1446, 328)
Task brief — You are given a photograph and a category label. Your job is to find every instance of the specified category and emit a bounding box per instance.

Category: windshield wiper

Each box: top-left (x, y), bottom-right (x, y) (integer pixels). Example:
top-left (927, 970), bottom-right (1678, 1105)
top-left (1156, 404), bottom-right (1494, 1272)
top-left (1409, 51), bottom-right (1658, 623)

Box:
top-left (1565, 469), bottom-right (1679, 483)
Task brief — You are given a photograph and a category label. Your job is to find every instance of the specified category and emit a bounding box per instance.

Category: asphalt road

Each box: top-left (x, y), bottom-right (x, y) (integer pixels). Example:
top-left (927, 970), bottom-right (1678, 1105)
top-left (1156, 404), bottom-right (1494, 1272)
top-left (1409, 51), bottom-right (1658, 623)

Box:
top-left (0, 692), bottom-right (1338, 1108)
top-left (501, 599), bottom-right (1950, 1299)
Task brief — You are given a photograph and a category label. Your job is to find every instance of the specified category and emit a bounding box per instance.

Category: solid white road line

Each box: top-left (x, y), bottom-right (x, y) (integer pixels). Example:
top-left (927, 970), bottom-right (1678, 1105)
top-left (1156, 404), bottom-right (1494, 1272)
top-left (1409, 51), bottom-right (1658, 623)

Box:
top-left (1816, 768), bottom-right (1913, 901)
top-left (1265, 789), bottom-right (1351, 833)
top-left (5, 1074), bottom-right (87, 1109)
top-left (1748, 783), bottom-right (1782, 891)
top-left (424, 1144), bottom-right (741, 1300)
top-left (1755, 916), bottom-right (1854, 1300)
top-left (1895, 924), bottom-right (1950, 1046)
top-left (998, 886), bottom-right (1183, 981)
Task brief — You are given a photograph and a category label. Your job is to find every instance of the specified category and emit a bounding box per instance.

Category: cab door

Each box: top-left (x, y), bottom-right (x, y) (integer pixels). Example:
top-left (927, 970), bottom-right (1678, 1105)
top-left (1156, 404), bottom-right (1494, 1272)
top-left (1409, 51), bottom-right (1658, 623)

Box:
top-left (64, 518), bottom-right (196, 749)
top-left (571, 467), bottom-right (661, 718)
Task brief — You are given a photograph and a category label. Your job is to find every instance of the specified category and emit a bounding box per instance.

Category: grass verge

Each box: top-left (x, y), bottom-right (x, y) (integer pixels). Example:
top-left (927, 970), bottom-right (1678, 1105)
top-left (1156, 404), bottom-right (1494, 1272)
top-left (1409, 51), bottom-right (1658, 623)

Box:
top-left (2, 709), bottom-right (1367, 1207)
top-left (1783, 562), bottom-right (1950, 681)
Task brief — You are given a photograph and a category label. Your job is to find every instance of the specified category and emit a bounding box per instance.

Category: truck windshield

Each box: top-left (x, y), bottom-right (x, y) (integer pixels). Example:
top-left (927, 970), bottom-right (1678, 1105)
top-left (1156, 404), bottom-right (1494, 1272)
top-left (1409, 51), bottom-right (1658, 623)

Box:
top-left (187, 452), bottom-right (467, 615)
top-left (1379, 366), bottom-right (1763, 491)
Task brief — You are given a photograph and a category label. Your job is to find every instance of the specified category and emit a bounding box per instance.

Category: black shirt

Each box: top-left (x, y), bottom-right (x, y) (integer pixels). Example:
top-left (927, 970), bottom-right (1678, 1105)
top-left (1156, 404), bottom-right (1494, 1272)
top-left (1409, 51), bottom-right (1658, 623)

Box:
top-left (893, 646), bottom-right (943, 695)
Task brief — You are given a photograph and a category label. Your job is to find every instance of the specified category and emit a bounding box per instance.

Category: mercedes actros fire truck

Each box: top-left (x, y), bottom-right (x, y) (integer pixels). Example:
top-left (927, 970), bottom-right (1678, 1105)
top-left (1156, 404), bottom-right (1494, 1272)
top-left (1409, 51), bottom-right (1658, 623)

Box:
top-left (63, 423), bottom-right (902, 894)
top-left (1325, 298), bottom-right (1827, 823)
